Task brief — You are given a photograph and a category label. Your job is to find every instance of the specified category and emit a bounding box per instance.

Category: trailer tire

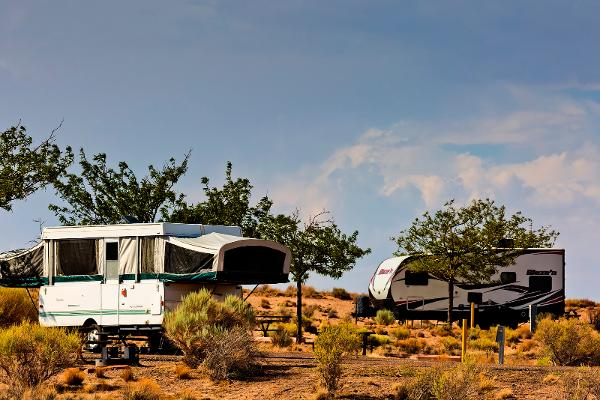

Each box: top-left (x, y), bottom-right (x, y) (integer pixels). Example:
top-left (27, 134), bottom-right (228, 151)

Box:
top-left (84, 323), bottom-right (103, 353)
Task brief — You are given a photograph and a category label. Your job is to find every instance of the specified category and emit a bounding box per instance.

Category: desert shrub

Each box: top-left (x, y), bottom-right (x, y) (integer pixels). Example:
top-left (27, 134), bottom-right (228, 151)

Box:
top-left (255, 285), bottom-right (281, 297)
top-left (331, 288), bottom-right (352, 300)
top-left (202, 326), bottom-right (259, 381)
top-left (277, 322), bottom-right (298, 338)
top-left (21, 386), bottom-right (58, 400)
top-left (60, 368), bottom-right (85, 386)
top-left (174, 364), bottom-right (193, 379)
top-left (432, 324), bottom-right (454, 338)
top-left (260, 299), bottom-right (271, 309)
top-left (369, 334), bottom-right (392, 347)
top-left (303, 285), bottom-right (323, 299)
top-left (397, 363), bottom-right (480, 400)
top-left (560, 367), bottom-right (600, 400)
top-left (163, 289), bottom-right (255, 367)
top-left (303, 304), bottom-right (319, 318)
top-left (95, 367), bottom-right (106, 379)
top-left (0, 288), bottom-right (38, 328)
top-left (396, 338), bottom-right (426, 354)
top-left (283, 285), bottom-right (297, 297)
top-left (441, 336), bottom-right (461, 353)
top-left (0, 322), bottom-right (81, 395)
top-left (589, 309), bottom-right (600, 332)
top-left (389, 326), bottom-right (411, 340)
top-left (535, 318), bottom-right (600, 366)
top-left (314, 324), bottom-right (360, 398)
top-left (506, 325), bottom-right (532, 345)
top-left (270, 328), bottom-right (293, 348)
top-left (565, 299), bottom-right (597, 309)
top-left (494, 388), bottom-right (515, 399)
top-left (123, 378), bottom-right (161, 400)
top-left (120, 366), bottom-right (135, 382)
top-left (374, 309), bottom-right (395, 326)
top-left (470, 337), bottom-right (499, 352)
top-left (327, 308), bottom-right (338, 319)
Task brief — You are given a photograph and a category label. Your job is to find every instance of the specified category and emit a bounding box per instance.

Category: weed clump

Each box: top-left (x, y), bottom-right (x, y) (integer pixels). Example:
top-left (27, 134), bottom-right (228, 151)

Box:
top-left (270, 327), bottom-right (293, 348)
top-left (0, 322), bottom-right (81, 396)
top-left (313, 323), bottom-right (360, 399)
top-left (534, 317), bottom-right (600, 365)
top-left (0, 288), bottom-right (38, 328)
top-left (121, 366), bottom-right (135, 382)
top-left (331, 288), bottom-right (352, 300)
top-left (59, 367), bottom-right (85, 386)
top-left (395, 363), bottom-right (481, 400)
top-left (374, 309), bottom-right (395, 326)
top-left (123, 378), bottom-right (161, 400)
top-left (175, 364), bottom-right (193, 379)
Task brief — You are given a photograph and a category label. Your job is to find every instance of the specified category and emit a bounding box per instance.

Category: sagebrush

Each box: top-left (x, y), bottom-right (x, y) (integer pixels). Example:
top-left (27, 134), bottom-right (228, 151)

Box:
top-left (534, 318), bottom-right (600, 366)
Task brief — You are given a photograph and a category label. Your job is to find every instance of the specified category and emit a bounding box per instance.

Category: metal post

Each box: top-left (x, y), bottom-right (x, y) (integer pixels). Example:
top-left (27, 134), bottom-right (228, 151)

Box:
top-left (461, 319), bottom-right (468, 362)
top-left (529, 304), bottom-right (538, 333)
top-left (496, 325), bottom-right (505, 365)
top-left (470, 302), bottom-right (475, 328)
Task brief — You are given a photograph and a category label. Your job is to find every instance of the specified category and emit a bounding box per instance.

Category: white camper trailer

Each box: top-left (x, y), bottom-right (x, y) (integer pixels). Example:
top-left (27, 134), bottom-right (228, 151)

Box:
top-left (368, 249), bottom-right (565, 327)
top-left (0, 223), bottom-right (291, 340)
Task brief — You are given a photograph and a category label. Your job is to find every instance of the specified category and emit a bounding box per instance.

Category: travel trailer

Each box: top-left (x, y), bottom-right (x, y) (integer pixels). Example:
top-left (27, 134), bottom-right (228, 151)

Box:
top-left (368, 249), bottom-right (565, 327)
top-left (0, 223), bottom-right (291, 344)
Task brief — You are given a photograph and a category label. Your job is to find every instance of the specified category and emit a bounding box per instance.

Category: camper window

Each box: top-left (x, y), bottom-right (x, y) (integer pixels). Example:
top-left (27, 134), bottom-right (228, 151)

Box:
top-left (529, 276), bottom-right (552, 293)
top-left (500, 272), bottom-right (517, 284)
top-left (105, 241), bottom-right (119, 280)
top-left (405, 271), bottom-right (428, 286)
top-left (56, 239), bottom-right (98, 276)
top-left (164, 242), bottom-right (213, 274)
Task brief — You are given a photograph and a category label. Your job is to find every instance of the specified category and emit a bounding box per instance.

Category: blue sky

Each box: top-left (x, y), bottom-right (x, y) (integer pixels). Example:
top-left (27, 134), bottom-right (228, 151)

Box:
top-left (2, 1), bottom-right (600, 298)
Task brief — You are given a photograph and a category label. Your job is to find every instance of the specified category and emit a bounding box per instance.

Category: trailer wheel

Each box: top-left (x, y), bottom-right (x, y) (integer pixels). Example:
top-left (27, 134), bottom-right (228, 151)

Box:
top-left (84, 323), bottom-right (103, 353)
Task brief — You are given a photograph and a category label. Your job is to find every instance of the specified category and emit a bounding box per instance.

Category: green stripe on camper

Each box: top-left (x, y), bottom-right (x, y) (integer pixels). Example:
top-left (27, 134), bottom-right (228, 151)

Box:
top-left (39, 309), bottom-right (152, 317)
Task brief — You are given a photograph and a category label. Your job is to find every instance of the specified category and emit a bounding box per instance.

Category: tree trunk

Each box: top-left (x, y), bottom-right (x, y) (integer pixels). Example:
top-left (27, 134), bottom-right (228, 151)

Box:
top-left (296, 280), bottom-right (303, 344)
top-left (447, 279), bottom-right (454, 325)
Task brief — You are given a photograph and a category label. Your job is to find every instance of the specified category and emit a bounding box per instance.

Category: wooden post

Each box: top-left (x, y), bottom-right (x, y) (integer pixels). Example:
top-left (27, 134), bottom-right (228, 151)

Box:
top-left (529, 304), bottom-right (538, 333)
top-left (470, 302), bottom-right (475, 328)
top-left (496, 325), bottom-right (505, 365)
top-left (461, 319), bottom-right (468, 362)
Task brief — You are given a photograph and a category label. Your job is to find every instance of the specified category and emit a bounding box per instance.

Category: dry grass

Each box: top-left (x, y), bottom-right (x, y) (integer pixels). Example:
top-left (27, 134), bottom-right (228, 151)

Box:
top-left (565, 298), bottom-right (597, 309)
top-left (123, 378), bottom-right (161, 400)
top-left (60, 367), bottom-right (85, 386)
top-left (494, 387), bottom-right (516, 399)
top-left (543, 373), bottom-right (561, 384)
top-left (95, 367), bottom-right (107, 379)
top-left (175, 364), bottom-right (193, 379)
top-left (120, 366), bottom-right (135, 382)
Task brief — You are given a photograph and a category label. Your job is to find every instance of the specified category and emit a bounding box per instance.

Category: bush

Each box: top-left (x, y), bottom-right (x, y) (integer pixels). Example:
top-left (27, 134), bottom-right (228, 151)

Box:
top-left (535, 318), bottom-right (600, 366)
top-left (314, 324), bottom-right (360, 398)
top-left (565, 298), bottom-right (597, 309)
top-left (374, 309), bottom-right (395, 326)
top-left (389, 326), bottom-right (410, 340)
top-left (283, 285), bottom-right (297, 297)
top-left (505, 325), bottom-right (532, 345)
top-left (0, 322), bottom-right (81, 395)
top-left (174, 364), bottom-right (193, 379)
top-left (123, 378), bottom-right (161, 400)
top-left (470, 338), bottom-right (499, 352)
top-left (270, 328), bottom-right (293, 348)
top-left (396, 338), bottom-right (426, 354)
top-left (369, 334), bottom-right (392, 347)
top-left (60, 367), bottom-right (85, 386)
top-left (303, 285), bottom-right (323, 299)
top-left (440, 336), bottom-right (461, 353)
top-left (303, 304), bottom-right (319, 318)
top-left (260, 299), bottom-right (271, 309)
top-left (203, 326), bottom-right (259, 381)
top-left (163, 289), bottom-right (255, 368)
top-left (327, 308), bottom-right (338, 319)
top-left (121, 366), bottom-right (135, 382)
top-left (398, 363), bottom-right (481, 400)
top-left (432, 324), bottom-right (454, 338)
top-left (0, 288), bottom-right (38, 328)
top-left (331, 288), bottom-right (352, 300)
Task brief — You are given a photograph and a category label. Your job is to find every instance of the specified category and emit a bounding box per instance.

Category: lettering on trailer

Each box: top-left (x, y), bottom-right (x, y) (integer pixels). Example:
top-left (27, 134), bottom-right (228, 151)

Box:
top-left (526, 269), bottom-right (557, 276)
top-left (377, 268), bottom-right (394, 275)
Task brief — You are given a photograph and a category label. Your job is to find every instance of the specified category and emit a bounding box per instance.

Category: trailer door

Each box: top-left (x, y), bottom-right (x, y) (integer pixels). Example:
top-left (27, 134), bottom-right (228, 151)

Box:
top-left (101, 239), bottom-right (120, 326)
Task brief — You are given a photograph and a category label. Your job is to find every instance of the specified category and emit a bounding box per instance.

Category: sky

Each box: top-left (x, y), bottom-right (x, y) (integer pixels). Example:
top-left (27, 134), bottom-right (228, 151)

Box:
top-left (2, 1), bottom-right (600, 298)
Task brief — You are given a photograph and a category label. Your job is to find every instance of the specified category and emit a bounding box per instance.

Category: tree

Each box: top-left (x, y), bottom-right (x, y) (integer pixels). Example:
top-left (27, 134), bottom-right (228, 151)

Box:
top-left (258, 211), bottom-right (370, 343)
top-left (167, 161), bottom-right (272, 238)
top-left (393, 198), bottom-right (559, 323)
top-left (49, 149), bottom-right (189, 224)
top-left (0, 124), bottom-right (73, 211)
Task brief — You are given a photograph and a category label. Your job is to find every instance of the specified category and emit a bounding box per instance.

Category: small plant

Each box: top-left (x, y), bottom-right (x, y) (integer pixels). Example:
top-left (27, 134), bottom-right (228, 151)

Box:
top-left (283, 285), bottom-right (297, 297)
top-left (260, 298), bottom-right (271, 309)
top-left (327, 308), bottom-right (338, 319)
top-left (60, 367), bottom-right (85, 386)
top-left (175, 364), bottom-right (193, 379)
top-left (432, 324), bottom-right (455, 337)
top-left (535, 317), bottom-right (600, 365)
top-left (270, 328), bottom-right (293, 348)
top-left (389, 326), bottom-right (410, 340)
top-left (0, 321), bottom-right (81, 396)
top-left (303, 304), bottom-right (319, 318)
top-left (95, 367), bottom-right (107, 379)
top-left (401, 363), bottom-right (481, 400)
top-left (123, 378), bottom-right (161, 400)
top-left (396, 338), bottom-right (426, 354)
top-left (303, 285), bottom-right (323, 299)
top-left (0, 288), bottom-right (38, 328)
top-left (494, 388), bottom-right (515, 399)
top-left (314, 324), bottom-right (360, 399)
top-left (121, 366), bottom-right (135, 382)
top-left (374, 309), bottom-right (395, 326)
top-left (331, 288), bottom-right (352, 300)
top-left (441, 336), bottom-right (461, 353)
top-left (565, 298), bottom-right (597, 309)
top-left (470, 337), bottom-right (499, 352)
top-left (202, 326), bottom-right (259, 381)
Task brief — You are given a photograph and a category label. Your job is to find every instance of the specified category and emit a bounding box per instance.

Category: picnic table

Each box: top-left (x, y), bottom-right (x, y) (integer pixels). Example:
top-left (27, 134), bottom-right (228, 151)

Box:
top-left (255, 314), bottom-right (292, 337)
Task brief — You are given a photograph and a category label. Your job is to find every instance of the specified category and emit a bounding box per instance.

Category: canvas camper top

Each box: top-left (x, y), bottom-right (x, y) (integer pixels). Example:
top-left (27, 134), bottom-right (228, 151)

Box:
top-left (41, 223), bottom-right (242, 240)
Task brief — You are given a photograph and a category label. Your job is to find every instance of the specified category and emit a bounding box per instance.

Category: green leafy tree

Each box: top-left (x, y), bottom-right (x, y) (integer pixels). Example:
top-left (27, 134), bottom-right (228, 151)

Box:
top-left (259, 211), bottom-right (370, 342)
top-left (0, 124), bottom-right (73, 211)
top-left (49, 149), bottom-right (189, 224)
top-left (167, 161), bottom-right (272, 238)
top-left (393, 198), bottom-right (559, 323)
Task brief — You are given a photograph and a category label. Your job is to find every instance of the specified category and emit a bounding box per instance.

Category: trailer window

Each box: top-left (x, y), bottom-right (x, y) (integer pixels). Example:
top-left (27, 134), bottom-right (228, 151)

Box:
top-left (500, 272), bottom-right (517, 284)
top-left (106, 242), bottom-right (118, 261)
top-left (164, 243), bottom-right (213, 274)
top-left (529, 276), bottom-right (552, 293)
top-left (56, 239), bottom-right (98, 276)
top-left (405, 271), bottom-right (428, 286)
top-left (105, 241), bottom-right (119, 280)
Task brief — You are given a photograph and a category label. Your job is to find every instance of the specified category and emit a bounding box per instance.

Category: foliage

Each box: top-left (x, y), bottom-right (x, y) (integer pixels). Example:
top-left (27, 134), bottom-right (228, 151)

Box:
top-left (0, 288), bottom-right (38, 328)
top-left (534, 318), bottom-right (600, 366)
top-left (313, 324), bottom-right (360, 398)
top-left (389, 326), bottom-right (411, 340)
top-left (260, 298), bottom-right (271, 309)
top-left (394, 198), bottom-right (558, 322)
top-left (163, 289), bottom-right (255, 370)
top-left (469, 337), bottom-right (499, 352)
top-left (167, 161), bottom-right (272, 238)
top-left (374, 309), bottom-right (395, 325)
top-left (0, 322), bottom-right (81, 395)
top-left (120, 366), bottom-right (135, 382)
top-left (49, 149), bottom-right (189, 224)
top-left (123, 378), bottom-right (161, 400)
top-left (174, 364), bottom-right (193, 379)
top-left (395, 363), bottom-right (481, 400)
top-left (303, 304), bottom-right (319, 318)
top-left (0, 124), bottom-right (73, 211)
top-left (258, 210), bottom-right (370, 342)
top-left (396, 338), bottom-right (426, 354)
top-left (202, 326), bottom-right (259, 380)
top-left (59, 368), bottom-right (85, 386)
top-left (565, 299), bottom-right (597, 309)
top-left (331, 287), bottom-right (352, 300)
top-left (270, 328), bottom-right (293, 348)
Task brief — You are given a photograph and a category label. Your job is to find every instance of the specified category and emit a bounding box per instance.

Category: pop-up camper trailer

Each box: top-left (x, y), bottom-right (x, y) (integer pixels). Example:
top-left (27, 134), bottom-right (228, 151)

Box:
top-left (368, 249), bottom-right (565, 327)
top-left (0, 223), bottom-right (290, 341)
